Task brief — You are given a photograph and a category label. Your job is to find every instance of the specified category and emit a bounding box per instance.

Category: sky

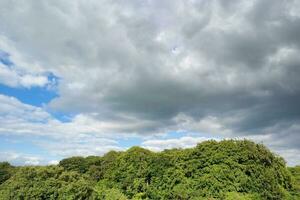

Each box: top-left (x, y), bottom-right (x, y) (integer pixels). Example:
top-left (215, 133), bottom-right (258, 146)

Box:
top-left (0, 0), bottom-right (300, 166)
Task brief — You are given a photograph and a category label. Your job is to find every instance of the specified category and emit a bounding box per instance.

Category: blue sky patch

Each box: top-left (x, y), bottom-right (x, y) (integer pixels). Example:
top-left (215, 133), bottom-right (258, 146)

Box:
top-left (0, 83), bottom-right (58, 107)
top-left (0, 50), bottom-right (13, 66)
top-left (0, 49), bottom-right (60, 107)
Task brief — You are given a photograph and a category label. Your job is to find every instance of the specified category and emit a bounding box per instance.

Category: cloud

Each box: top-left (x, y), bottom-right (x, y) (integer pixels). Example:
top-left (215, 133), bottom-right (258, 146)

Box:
top-left (48, 160), bottom-right (59, 165)
top-left (0, 63), bottom-right (49, 88)
top-left (38, 136), bottom-right (124, 158)
top-left (142, 136), bottom-right (218, 152)
top-left (0, 93), bottom-right (299, 165)
top-left (0, 94), bottom-right (128, 159)
top-left (0, 0), bottom-right (300, 165)
top-left (273, 149), bottom-right (300, 167)
top-left (0, 151), bottom-right (42, 166)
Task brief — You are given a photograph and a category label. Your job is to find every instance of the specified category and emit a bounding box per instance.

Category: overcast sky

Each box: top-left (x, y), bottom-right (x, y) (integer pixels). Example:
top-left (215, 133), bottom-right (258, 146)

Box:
top-left (0, 0), bottom-right (300, 166)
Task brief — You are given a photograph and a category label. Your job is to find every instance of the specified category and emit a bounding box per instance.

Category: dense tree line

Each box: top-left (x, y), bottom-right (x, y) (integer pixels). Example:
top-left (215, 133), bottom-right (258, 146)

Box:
top-left (0, 140), bottom-right (299, 199)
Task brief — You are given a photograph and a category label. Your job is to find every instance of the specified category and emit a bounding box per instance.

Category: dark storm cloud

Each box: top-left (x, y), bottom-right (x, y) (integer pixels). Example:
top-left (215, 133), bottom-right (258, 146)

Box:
top-left (51, 0), bottom-right (300, 136)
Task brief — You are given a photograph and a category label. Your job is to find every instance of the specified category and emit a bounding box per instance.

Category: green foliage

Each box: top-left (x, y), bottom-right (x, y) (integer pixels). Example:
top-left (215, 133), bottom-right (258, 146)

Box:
top-left (0, 162), bottom-right (15, 185)
top-left (288, 166), bottom-right (300, 199)
top-left (99, 140), bottom-right (295, 199)
top-left (0, 140), bottom-right (299, 199)
top-left (0, 166), bottom-right (97, 199)
top-left (59, 156), bottom-right (88, 173)
top-left (86, 151), bottom-right (121, 181)
top-left (94, 182), bottom-right (128, 200)
top-left (225, 192), bottom-right (260, 200)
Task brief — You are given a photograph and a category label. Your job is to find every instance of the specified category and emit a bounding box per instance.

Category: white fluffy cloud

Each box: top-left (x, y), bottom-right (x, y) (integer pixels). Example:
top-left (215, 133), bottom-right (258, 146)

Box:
top-left (142, 136), bottom-right (218, 152)
top-left (0, 151), bottom-right (42, 166)
top-left (0, 94), bottom-right (125, 158)
top-left (0, 63), bottom-right (49, 88)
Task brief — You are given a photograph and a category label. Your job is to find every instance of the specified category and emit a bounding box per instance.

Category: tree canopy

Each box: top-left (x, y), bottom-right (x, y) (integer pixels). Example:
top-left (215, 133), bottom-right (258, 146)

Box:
top-left (0, 140), bottom-right (299, 199)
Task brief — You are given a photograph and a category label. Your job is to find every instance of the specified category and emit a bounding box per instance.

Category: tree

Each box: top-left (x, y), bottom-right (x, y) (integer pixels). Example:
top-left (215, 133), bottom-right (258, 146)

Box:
top-left (59, 156), bottom-right (88, 173)
top-left (0, 162), bottom-right (15, 185)
top-left (0, 140), bottom-right (298, 199)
